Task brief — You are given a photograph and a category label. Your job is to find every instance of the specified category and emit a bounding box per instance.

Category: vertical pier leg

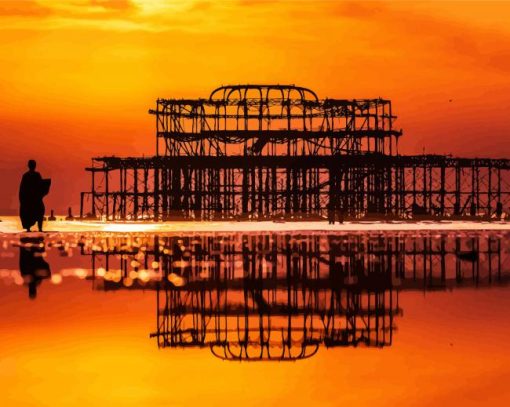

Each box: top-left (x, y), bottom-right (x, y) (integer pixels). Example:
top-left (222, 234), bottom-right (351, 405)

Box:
top-left (440, 165), bottom-right (446, 216)
top-left (154, 166), bottom-right (160, 221)
top-left (105, 169), bottom-right (109, 221)
top-left (134, 167), bottom-right (139, 220)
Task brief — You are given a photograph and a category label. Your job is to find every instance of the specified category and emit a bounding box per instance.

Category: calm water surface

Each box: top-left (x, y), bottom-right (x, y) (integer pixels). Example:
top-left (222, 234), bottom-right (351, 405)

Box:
top-left (1, 230), bottom-right (510, 406)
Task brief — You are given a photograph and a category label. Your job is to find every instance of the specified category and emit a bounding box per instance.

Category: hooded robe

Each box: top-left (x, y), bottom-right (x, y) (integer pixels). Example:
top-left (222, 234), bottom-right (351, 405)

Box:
top-left (19, 171), bottom-right (45, 230)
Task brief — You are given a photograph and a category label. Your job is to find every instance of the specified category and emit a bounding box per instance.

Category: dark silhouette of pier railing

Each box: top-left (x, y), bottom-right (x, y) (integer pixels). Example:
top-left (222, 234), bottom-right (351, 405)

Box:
top-left (78, 231), bottom-right (510, 361)
top-left (80, 84), bottom-right (510, 221)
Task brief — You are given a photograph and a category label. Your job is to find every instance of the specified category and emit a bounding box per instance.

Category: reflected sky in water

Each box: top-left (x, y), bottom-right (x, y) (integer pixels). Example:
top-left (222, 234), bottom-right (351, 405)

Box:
top-left (1, 230), bottom-right (510, 405)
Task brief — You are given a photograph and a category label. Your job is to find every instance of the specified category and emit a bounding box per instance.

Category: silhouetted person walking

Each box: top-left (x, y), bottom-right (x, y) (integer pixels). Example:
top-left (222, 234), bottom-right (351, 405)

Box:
top-left (19, 160), bottom-right (50, 232)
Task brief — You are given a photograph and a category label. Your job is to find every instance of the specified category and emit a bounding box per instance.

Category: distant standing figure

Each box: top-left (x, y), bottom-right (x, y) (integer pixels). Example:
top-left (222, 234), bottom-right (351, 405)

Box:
top-left (19, 160), bottom-right (49, 232)
top-left (327, 202), bottom-right (335, 225)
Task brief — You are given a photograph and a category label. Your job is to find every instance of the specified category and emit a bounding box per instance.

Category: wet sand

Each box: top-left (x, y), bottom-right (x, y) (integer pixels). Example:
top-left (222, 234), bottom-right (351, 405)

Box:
top-left (1, 215), bottom-right (510, 234)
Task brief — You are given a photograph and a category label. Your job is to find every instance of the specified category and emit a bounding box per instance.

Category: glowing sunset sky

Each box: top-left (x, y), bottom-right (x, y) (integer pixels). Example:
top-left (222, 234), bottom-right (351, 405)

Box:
top-left (1, 0), bottom-right (510, 213)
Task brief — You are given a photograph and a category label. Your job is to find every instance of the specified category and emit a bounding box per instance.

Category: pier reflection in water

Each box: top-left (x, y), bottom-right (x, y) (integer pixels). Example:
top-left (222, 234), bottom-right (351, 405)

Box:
top-left (75, 231), bottom-right (509, 361)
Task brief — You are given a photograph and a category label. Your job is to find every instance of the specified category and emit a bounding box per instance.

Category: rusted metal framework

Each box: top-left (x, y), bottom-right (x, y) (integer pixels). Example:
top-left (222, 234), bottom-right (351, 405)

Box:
top-left (78, 231), bottom-right (510, 360)
top-left (80, 84), bottom-right (510, 220)
top-left (153, 85), bottom-right (399, 157)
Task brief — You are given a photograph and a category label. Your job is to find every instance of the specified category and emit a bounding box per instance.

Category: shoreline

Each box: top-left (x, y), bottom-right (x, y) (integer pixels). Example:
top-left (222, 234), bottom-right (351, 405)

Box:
top-left (1, 216), bottom-right (510, 234)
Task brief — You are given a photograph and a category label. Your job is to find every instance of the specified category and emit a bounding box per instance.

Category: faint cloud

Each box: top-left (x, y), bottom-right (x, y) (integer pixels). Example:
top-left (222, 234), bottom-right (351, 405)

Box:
top-left (0, 0), bottom-right (53, 17)
top-left (487, 50), bottom-right (510, 73)
top-left (238, 0), bottom-right (279, 6)
top-left (90, 0), bottom-right (135, 10)
top-left (190, 1), bottom-right (212, 12)
top-left (329, 0), bottom-right (510, 74)
top-left (332, 1), bottom-right (385, 18)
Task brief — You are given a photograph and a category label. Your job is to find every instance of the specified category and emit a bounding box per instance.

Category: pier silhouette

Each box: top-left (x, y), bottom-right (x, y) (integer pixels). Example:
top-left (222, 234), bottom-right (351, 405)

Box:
top-left (80, 85), bottom-right (510, 222)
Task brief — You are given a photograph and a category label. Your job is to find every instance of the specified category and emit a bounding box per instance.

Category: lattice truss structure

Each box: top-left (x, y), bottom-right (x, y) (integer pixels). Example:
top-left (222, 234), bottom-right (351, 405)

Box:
top-left (80, 85), bottom-right (510, 220)
top-left (80, 231), bottom-right (510, 361)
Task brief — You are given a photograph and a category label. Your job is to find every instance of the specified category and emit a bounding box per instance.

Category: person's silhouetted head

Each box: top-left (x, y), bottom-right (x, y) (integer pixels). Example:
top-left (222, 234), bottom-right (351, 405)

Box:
top-left (28, 160), bottom-right (36, 171)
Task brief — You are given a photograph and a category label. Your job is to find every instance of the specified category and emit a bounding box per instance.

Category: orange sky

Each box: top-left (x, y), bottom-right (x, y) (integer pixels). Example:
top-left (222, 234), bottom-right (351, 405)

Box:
top-left (1, 0), bottom-right (510, 213)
